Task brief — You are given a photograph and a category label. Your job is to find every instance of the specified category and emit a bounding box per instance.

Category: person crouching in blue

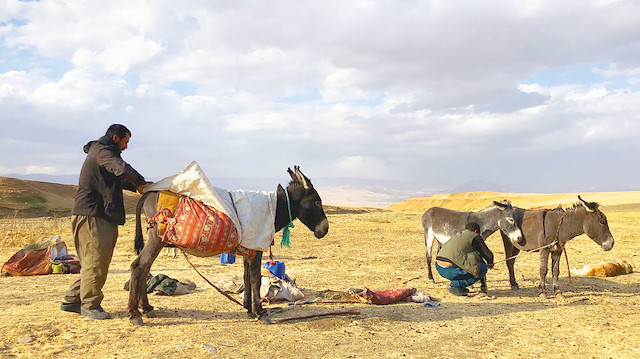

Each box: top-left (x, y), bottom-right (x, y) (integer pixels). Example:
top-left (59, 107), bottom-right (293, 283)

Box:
top-left (435, 222), bottom-right (494, 296)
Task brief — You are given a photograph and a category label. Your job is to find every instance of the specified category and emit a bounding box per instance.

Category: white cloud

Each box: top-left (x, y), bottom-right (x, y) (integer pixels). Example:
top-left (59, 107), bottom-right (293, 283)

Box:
top-left (25, 165), bottom-right (55, 175)
top-left (2, 1), bottom-right (640, 197)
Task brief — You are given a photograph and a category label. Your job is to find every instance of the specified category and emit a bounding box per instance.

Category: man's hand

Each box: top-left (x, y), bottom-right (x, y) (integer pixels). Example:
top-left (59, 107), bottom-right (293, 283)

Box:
top-left (487, 263), bottom-right (495, 270)
top-left (137, 181), bottom-right (154, 194)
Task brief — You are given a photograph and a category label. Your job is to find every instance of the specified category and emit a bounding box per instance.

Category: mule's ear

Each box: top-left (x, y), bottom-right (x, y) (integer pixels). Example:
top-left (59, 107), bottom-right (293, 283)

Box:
top-left (295, 166), bottom-right (310, 189)
top-left (578, 195), bottom-right (595, 212)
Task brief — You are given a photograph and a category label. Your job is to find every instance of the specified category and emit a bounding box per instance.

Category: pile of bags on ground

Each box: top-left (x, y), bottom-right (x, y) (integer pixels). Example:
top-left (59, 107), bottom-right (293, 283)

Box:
top-left (1, 235), bottom-right (80, 276)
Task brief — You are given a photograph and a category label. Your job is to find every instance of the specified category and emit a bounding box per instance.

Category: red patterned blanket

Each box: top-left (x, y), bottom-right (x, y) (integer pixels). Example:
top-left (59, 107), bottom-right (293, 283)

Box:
top-left (162, 196), bottom-right (245, 256)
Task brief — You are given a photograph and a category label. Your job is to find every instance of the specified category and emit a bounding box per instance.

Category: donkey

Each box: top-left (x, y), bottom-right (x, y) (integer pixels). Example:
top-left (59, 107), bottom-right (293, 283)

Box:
top-left (499, 196), bottom-right (614, 297)
top-left (128, 166), bottom-right (329, 325)
top-left (422, 200), bottom-right (523, 292)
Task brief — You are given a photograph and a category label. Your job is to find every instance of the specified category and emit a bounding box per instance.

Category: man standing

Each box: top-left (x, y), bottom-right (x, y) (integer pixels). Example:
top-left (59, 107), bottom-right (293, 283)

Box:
top-left (435, 222), bottom-right (494, 296)
top-left (61, 124), bottom-right (150, 319)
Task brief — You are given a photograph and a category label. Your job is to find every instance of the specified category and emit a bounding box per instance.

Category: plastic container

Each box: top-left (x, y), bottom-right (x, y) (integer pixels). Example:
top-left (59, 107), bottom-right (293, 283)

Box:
top-left (220, 253), bottom-right (236, 264)
top-left (51, 262), bottom-right (65, 274)
top-left (264, 261), bottom-right (285, 279)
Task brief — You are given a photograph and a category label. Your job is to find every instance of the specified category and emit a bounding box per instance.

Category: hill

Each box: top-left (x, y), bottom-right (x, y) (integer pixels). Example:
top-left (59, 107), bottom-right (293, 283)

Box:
top-left (387, 191), bottom-right (640, 211)
top-left (0, 176), bottom-right (140, 217)
top-left (3, 175), bottom-right (639, 217)
top-left (0, 176), bottom-right (384, 218)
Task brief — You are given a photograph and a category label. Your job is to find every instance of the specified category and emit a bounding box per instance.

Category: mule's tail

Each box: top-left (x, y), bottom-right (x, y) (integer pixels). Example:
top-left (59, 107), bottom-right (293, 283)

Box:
top-left (134, 191), bottom-right (152, 255)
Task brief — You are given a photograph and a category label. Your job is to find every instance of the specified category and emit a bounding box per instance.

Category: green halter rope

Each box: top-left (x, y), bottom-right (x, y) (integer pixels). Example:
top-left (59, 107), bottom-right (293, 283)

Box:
top-left (281, 188), bottom-right (294, 247)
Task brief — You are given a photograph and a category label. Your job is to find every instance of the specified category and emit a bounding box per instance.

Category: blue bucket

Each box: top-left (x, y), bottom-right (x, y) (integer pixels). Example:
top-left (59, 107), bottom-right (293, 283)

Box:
top-left (220, 253), bottom-right (236, 264)
top-left (264, 261), bottom-right (285, 279)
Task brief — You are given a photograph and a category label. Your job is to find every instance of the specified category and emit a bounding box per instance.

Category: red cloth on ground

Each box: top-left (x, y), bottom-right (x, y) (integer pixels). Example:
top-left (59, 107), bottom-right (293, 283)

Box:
top-left (1, 248), bottom-right (52, 276)
top-left (359, 287), bottom-right (416, 305)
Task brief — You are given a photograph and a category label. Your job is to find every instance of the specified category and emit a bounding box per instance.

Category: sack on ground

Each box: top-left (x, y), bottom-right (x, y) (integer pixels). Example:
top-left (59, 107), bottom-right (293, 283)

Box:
top-left (1, 235), bottom-right (80, 276)
top-left (260, 269), bottom-right (305, 302)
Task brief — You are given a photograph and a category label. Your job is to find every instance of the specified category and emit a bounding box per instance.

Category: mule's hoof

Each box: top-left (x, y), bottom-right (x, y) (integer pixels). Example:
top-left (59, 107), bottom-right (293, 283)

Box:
top-left (510, 284), bottom-right (520, 290)
top-left (480, 287), bottom-right (488, 294)
top-left (143, 310), bottom-right (156, 318)
top-left (555, 292), bottom-right (566, 300)
top-left (130, 317), bottom-right (144, 326)
top-left (246, 311), bottom-right (258, 319)
top-left (428, 278), bottom-right (436, 284)
top-left (538, 292), bottom-right (547, 299)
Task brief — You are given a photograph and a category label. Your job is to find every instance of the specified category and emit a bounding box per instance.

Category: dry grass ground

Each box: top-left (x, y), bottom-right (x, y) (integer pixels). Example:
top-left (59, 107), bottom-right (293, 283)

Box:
top-left (1, 200), bottom-right (639, 358)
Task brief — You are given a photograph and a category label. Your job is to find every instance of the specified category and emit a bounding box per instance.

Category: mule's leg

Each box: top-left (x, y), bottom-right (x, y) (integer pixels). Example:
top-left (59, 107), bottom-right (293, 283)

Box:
top-left (538, 249), bottom-right (550, 298)
top-left (501, 232), bottom-right (520, 289)
top-left (550, 249), bottom-right (563, 296)
top-left (425, 228), bottom-right (436, 283)
top-left (128, 229), bottom-right (164, 324)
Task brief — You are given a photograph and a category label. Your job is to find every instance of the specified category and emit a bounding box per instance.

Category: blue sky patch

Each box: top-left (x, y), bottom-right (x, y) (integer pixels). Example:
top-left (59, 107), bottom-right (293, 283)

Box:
top-left (525, 63), bottom-right (630, 90)
top-left (168, 81), bottom-right (199, 96)
top-left (273, 89), bottom-right (322, 104)
top-left (0, 47), bottom-right (72, 80)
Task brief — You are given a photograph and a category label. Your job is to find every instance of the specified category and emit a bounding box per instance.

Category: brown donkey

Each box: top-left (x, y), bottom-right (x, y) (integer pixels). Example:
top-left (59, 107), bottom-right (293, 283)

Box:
top-left (500, 196), bottom-right (614, 297)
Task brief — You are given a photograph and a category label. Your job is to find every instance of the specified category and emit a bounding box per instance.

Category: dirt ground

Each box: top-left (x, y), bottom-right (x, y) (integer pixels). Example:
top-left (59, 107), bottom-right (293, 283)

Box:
top-left (1, 207), bottom-right (639, 358)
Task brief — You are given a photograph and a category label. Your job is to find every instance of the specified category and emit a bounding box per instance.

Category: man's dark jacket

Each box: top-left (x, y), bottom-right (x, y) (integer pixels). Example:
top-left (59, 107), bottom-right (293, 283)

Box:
top-left (72, 135), bottom-right (146, 225)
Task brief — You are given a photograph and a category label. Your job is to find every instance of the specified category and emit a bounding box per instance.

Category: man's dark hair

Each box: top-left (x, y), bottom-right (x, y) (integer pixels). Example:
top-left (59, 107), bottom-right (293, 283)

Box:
top-left (465, 222), bottom-right (480, 233)
top-left (105, 124), bottom-right (131, 139)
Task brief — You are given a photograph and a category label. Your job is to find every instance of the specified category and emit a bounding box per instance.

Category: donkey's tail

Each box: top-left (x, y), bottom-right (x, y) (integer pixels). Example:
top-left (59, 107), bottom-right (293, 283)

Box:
top-left (134, 191), bottom-right (152, 255)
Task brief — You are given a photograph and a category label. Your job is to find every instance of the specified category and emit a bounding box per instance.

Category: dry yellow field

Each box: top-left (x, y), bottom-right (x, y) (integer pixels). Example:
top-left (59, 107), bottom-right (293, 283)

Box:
top-left (1, 198), bottom-right (639, 358)
top-left (388, 190), bottom-right (640, 211)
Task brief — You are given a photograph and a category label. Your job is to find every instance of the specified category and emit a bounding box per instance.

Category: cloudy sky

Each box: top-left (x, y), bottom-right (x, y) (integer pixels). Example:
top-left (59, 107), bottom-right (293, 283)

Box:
top-left (1, 0), bottom-right (639, 204)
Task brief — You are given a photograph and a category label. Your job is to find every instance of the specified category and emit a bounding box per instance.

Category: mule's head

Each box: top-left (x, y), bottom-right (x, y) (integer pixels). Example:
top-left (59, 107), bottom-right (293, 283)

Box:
top-left (494, 200), bottom-right (523, 244)
top-left (284, 166), bottom-right (329, 239)
top-left (578, 196), bottom-right (614, 251)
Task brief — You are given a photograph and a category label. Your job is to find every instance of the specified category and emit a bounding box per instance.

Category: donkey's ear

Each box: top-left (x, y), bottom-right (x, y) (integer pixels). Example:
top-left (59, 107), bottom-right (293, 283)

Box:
top-left (578, 195), bottom-right (595, 212)
top-left (287, 167), bottom-right (298, 183)
top-left (494, 200), bottom-right (508, 209)
top-left (294, 166), bottom-right (311, 189)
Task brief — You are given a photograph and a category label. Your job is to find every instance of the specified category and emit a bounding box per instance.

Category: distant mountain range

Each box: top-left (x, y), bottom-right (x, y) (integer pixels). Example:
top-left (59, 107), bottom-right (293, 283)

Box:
top-left (3, 173), bottom-right (636, 208)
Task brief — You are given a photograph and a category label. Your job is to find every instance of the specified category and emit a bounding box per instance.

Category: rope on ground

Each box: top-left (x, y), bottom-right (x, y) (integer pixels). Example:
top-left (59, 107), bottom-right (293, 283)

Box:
top-left (181, 249), bottom-right (245, 308)
top-left (492, 241), bottom-right (558, 265)
top-left (272, 310), bottom-right (360, 323)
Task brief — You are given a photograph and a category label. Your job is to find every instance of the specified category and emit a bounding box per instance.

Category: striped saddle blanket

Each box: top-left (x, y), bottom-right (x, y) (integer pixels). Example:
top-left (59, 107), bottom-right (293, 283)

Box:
top-left (153, 192), bottom-right (255, 258)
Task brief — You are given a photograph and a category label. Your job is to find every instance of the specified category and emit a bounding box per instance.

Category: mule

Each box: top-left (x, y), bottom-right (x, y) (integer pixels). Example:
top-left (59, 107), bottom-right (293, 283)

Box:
top-left (499, 196), bottom-right (614, 297)
top-left (422, 200), bottom-right (523, 292)
top-left (128, 166), bottom-right (329, 325)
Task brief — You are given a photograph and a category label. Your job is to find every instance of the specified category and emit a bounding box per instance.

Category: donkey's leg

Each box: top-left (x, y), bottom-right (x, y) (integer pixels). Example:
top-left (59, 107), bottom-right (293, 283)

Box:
top-left (243, 256), bottom-right (252, 315)
top-left (550, 249), bottom-right (563, 297)
top-left (128, 231), bottom-right (164, 324)
top-left (479, 276), bottom-right (488, 294)
top-left (138, 237), bottom-right (165, 316)
top-left (243, 251), bottom-right (264, 318)
top-left (250, 251), bottom-right (264, 318)
top-left (425, 228), bottom-right (436, 283)
top-left (501, 232), bottom-right (520, 289)
top-left (538, 249), bottom-right (550, 298)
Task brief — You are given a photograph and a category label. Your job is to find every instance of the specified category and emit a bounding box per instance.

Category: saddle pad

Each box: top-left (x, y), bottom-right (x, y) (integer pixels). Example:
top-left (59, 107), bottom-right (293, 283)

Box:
top-left (156, 191), bottom-right (181, 235)
top-left (163, 196), bottom-right (239, 255)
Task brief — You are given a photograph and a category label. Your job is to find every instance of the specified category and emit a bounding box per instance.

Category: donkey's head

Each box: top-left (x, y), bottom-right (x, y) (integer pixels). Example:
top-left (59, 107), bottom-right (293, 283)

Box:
top-left (494, 200), bottom-right (523, 245)
top-left (281, 166), bottom-right (329, 239)
top-left (578, 196), bottom-right (614, 251)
